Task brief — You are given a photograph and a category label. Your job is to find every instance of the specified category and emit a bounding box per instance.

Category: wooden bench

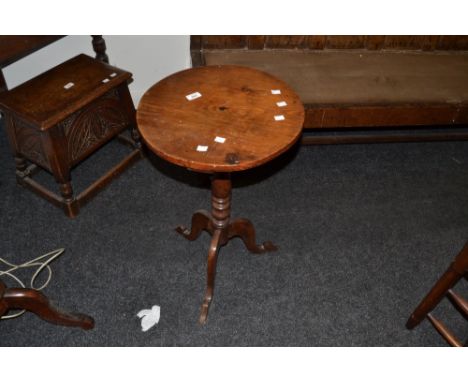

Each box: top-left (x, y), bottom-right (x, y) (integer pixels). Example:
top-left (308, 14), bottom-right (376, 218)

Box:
top-left (191, 36), bottom-right (468, 144)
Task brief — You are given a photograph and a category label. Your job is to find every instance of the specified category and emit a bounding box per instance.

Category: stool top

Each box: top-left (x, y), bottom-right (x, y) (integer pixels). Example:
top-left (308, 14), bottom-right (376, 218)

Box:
top-left (137, 65), bottom-right (305, 173)
top-left (0, 54), bottom-right (131, 130)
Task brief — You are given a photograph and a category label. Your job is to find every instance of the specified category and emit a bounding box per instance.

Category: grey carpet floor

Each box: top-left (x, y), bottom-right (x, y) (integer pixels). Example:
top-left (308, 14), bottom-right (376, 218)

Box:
top-left (1, 123), bottom-right (468, 346)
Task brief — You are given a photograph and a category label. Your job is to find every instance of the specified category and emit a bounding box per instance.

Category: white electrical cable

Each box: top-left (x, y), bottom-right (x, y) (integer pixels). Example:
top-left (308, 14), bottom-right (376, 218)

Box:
top-left (0, 248), bottom-right (65, 319)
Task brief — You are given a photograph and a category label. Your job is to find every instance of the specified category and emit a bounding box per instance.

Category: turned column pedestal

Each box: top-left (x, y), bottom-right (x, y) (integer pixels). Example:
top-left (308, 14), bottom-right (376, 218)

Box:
top-left (176, 173), bottom-right (277, 323)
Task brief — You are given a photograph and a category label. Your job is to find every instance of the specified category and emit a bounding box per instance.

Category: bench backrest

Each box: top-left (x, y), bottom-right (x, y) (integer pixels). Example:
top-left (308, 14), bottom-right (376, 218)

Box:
top-left (191, 35), bottom-right (468, 65)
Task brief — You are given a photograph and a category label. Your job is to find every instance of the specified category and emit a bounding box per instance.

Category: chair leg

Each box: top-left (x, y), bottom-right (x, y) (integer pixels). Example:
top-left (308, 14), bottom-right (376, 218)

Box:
top-left (427, 313), bottom-right (463, 347)
top-left (407, 241), bottom-right (468, 329)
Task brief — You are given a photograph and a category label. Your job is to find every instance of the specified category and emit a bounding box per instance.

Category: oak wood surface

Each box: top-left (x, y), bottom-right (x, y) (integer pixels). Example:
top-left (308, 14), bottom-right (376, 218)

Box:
top-left (139, 65), bottom-right (303, 323)
top-left (0, 52), bottom-right (142, 218)
top-left (202, 50), bottom-right (468, 106)
top-left (0, 35), bottom-right (126, 330)
top-left (0, 35), bottom-right (65, 68)
top-left (0, 54), bottom-right (131, 130)
top-left (191, 36), bottom-right (468, 142)
top-left (302, 104), bottom-right (468, 129)
top-left (137, 65), bottom-right (305, 173)
top-left (191, 35), bottom-right (468, 52)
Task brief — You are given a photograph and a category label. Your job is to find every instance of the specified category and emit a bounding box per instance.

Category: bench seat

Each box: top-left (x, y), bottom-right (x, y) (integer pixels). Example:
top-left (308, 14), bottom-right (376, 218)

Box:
top-left (203, 49), bottom-right (468, 130)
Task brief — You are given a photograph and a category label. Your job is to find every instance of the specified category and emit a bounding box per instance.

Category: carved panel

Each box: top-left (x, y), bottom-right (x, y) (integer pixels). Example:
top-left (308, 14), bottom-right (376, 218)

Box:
top-left (12, 115), bottom-right (49, 169)
top-left (62, 97), bottom-right (129, 164)
top-left (101, 87), bottom-right (120, 101)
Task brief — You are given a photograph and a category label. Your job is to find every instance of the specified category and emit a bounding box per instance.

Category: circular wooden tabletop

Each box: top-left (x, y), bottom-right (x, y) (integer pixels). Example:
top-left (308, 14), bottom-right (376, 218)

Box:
top-left (137, 65), bottom-right (305, 173)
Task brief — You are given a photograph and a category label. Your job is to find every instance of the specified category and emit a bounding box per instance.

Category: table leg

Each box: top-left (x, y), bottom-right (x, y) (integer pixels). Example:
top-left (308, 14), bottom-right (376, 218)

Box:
top-left (0, 280), bottom-right (94, 330)
top-left (198, 174), bottom-right (230, 324)
top-left (176, 173), bottom-right (277, 324)
top-left (176, 210), bottom-right (212, 240)
top-left (199, 229), bottom-right (222, 324)
top-left (227, 218), bottom-right (278, 254)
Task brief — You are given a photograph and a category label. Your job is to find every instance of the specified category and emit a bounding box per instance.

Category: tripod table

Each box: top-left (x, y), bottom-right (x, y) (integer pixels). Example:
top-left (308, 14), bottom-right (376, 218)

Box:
top-left (137, 65), bottom-right (305, 324)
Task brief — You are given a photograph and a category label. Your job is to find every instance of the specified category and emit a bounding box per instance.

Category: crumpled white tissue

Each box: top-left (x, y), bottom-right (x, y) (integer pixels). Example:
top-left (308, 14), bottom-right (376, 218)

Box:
top-left (137, 305), bottom-right (160, 332)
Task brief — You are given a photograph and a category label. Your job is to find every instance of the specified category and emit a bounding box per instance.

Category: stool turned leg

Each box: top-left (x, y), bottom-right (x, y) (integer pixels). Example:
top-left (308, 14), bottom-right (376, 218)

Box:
top-left (1, 285), bottom-right (94, 330)
top-left (15, 155), bottom-right (27, 172)
top-left (176, 210), bottom-right (212, 241)
top-left (50, 147), bottom-right (79, 217)
top-left (228, 218), bottom-right (278, 254)
top-left (15, 155), bottom-right (28, 185)
top-left (59, 181), bottom-right (79, 218)
top-left (130, 125), bottom-right (143, 151)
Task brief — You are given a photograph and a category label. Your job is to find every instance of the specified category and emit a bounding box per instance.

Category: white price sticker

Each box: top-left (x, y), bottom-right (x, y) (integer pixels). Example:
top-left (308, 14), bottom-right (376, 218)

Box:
top-left (214, 136), bottom-right (226, 143)
top-left (274, 115), bottom-right (285, 121)
top-left (196, 145), bottom-right (208, 152)
top-left (186, 92), bottom-right (202, 101)
top-left (271, 89), bottom-right (281, 95)
top-left (63, 82), bottom-right (74, 89)
top-left (276, 101), bottom-right (287, 107)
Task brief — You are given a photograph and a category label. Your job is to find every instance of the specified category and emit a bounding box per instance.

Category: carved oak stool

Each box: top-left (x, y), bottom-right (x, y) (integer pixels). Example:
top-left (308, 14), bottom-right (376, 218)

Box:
top-left (0, 54), bottom-right (142, 217)
top-left (137, 65), bottom-right (305, 324)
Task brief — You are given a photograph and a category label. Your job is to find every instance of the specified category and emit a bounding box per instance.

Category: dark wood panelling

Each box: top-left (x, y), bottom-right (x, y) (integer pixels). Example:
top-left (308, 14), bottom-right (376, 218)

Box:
top-left (422, 36), bottom-right (440, 51)
top-left (191, 35), bottom-right (468, 52)
top-left (383, 36), bottom-right (426, 50)
top-left (303, 105), bottom-right (467, 129)
top-left (247, 36), bottom-right (265, 49)
top-left (190, 35), bottom-right (468, 143)
top-left (190, 50), bottom-right (204, 67)
top-left (190, 35), bottom-right (202, 50)
top-left (326, 36), bottom-right (366, 49)
top-left (366, 36), bottom-right (386, 50)
top-left (306, 36), bottom-right (327, 50)
top-left (0, 35), bottom-right (64, 68)
top-left (437, 36), bottom-right (468, 50)
top-left (301, 131), bottom-right (468, 145)
top-left (266, 36), bottom-right (309, 49)
top-left (202, 36), bottom-right (246, 49)
top-left (190, 35), bottom-right (204, 66)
